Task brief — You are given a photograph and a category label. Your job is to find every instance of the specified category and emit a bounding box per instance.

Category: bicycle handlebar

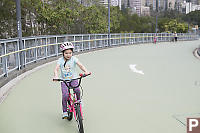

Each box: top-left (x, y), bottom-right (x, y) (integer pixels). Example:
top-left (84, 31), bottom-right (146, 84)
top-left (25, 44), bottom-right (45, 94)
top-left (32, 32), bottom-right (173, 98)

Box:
top-left (53, 72), bottom-right (91, 82)
top-left (53, 72), bottom-right (91, 88)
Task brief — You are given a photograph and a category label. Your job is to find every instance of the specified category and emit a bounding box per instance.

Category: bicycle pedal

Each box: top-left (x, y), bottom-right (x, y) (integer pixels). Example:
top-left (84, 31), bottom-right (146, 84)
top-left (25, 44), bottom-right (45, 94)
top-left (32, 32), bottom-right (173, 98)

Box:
top-left (62, 116), bottom-right (68, 119)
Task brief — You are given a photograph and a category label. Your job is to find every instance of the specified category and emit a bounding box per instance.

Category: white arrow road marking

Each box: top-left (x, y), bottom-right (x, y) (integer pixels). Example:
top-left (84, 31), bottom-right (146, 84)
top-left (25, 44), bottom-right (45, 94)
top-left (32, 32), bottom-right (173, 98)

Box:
top-left (129, 64), bottom-right (144, 75)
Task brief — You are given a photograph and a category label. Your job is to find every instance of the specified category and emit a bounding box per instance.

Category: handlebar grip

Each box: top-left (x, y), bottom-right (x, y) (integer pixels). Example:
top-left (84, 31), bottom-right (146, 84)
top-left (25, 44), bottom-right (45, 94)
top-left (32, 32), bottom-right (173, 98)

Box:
top-left (53, 79), bottom-right (61, 81)
top-left (79, 72), bottom-right (91, 77)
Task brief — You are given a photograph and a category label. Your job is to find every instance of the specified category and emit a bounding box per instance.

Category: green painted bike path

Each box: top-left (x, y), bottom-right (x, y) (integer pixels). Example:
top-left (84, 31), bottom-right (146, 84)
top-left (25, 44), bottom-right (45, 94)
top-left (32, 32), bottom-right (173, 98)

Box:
top-left (0, 40), bottom-right (200, 133)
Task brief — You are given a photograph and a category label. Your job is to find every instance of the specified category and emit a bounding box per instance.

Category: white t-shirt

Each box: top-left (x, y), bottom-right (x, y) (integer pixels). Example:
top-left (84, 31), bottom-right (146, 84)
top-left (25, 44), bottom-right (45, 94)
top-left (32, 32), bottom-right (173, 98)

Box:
top-left (57, 56), bottom-right (79, 80)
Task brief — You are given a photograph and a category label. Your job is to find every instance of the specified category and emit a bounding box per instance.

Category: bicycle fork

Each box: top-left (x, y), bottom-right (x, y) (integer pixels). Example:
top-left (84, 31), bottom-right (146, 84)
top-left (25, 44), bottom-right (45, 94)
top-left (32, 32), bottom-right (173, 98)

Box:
top-left (76, 102), bottom-right (84, 119)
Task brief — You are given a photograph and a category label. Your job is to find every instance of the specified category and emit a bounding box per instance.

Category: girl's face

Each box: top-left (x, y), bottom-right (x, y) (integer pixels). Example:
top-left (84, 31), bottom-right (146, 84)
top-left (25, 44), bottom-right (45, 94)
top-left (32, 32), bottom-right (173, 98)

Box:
top-left (63, 49), bottom-right (72, 60)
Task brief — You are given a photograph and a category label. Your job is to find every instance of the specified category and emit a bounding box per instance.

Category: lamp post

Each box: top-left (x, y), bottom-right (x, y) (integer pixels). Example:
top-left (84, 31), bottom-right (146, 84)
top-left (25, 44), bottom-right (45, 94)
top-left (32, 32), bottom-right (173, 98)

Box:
top-left (155, 0), bottom-right (158, 33)
top-left (155, 14), bottom-right (158, 33)
top-left (16, 0), bottom-right (24, 69)
top-left (188, 0), bottom-right (191, 33)
top-left (108, 0), bottom-right (111, 46)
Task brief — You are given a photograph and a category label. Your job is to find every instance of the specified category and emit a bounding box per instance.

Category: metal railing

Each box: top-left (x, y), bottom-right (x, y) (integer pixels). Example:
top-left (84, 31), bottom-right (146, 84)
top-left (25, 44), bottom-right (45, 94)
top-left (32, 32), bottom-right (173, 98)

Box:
top-left (0, 33), bottom-right (198, 78)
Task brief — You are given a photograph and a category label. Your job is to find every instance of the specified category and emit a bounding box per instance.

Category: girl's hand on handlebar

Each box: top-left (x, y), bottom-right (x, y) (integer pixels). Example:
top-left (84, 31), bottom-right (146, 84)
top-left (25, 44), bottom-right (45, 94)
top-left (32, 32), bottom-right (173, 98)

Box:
top-left (80, 72), bottom-right (91, 77)
top-left (84, 71), bottom-right (91, 75)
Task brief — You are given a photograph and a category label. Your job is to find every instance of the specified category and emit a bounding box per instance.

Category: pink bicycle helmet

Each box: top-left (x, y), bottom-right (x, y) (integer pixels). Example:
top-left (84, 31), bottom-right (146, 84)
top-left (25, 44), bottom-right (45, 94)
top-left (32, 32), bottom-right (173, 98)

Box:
top-left (60, 42), bottom-right (74, 52)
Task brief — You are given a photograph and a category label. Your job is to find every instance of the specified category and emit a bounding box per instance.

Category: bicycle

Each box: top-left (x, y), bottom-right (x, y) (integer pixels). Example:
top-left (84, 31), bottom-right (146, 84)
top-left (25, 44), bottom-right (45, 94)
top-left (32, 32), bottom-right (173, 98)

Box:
top-left (53, 73), bottom-right (91, 133)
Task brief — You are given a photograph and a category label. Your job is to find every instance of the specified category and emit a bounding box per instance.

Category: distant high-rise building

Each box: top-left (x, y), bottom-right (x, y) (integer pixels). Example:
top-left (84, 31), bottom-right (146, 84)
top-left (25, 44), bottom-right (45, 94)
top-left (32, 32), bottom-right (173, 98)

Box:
top-left (141, 6), bottom-right (150, 15)
top-left (190, 0), bottom-right (198, 5)
top-left (99, 0), bottom-right (122, 9)
top-left (168, 0), bottom-right (175, 10)
top-left (121, 0), bottom-right (131, 8)
top-left (175, 0), bottom-right (183, 12)
top-left (141, 0), bottom-right (146, 6)
top-left (121, 0), bottom-right (142, 16)
top-left (129, 0), bottom-right (142, 15)
top-left (145, 0), bottom-right (175, 11)
top-left (145, 0), bottom-right (156, 10)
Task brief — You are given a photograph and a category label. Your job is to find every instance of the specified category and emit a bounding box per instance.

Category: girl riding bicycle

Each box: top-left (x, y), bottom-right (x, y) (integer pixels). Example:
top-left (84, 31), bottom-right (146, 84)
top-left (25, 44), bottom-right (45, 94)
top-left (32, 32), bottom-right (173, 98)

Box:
top-left (54, 42), bottom-right (90, 119)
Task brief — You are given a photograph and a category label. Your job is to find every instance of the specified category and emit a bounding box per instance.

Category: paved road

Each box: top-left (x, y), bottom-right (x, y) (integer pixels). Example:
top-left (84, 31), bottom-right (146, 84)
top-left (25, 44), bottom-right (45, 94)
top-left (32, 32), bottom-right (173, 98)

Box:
top-left (0, 40), bottom-right (200, 133)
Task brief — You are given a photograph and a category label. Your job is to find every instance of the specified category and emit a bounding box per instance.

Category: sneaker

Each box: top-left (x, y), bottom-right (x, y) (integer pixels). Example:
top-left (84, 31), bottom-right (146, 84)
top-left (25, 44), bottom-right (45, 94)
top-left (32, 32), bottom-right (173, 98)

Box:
top-left (62, 112), bottom-right (68, 119)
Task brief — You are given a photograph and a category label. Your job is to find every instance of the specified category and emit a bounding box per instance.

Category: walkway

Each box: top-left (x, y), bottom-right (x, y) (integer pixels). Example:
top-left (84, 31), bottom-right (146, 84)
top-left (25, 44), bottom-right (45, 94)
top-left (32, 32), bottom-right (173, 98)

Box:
top-left (0, 40), bottom-right (200, 133)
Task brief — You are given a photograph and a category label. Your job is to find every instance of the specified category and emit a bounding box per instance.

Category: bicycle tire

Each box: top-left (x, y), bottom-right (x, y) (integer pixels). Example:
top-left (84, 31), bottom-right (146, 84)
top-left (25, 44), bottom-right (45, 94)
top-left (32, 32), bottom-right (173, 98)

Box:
top-left (67, 112), bottom-right (73, 121)
top-left (67, 101), bottom-right (73, 121)
top-left (76, 104), bottom-right (84, 133)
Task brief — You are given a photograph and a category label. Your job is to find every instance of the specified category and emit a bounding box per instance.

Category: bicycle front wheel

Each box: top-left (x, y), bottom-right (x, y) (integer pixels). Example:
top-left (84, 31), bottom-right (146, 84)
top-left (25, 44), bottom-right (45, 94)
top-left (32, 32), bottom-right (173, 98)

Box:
top-left (67, 101), bottom-right (73, 121)
top-left (76, 104), bottom-right (84, 133)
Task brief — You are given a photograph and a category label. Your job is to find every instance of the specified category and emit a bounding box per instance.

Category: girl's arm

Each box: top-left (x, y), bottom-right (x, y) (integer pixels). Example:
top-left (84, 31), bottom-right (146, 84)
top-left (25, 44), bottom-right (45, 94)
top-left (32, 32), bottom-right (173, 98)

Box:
top-left (54, 64), bottom-right (60, 79)
top-left (77, 61), bottom-right (90, 75)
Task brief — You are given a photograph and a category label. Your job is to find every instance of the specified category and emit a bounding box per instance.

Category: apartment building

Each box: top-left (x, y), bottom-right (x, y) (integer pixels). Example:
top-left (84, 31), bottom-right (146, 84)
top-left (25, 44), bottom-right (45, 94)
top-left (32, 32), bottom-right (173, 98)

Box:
top-left (99, 0), bottom-right (122, 9)
top-left (129, 0), bottom-right (142, 15)
top-left (145, 0), bottom-right (177, 11)
top-left (141, 6), bottom-right (150, 15)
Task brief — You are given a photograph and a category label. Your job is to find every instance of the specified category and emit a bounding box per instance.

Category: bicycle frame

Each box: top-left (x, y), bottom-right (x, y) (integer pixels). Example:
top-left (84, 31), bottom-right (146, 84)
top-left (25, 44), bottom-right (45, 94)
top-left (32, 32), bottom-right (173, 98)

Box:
top-left (53, 73), bottom-right (90, 118)
top-left (67, 84), bottom-right (83, 120)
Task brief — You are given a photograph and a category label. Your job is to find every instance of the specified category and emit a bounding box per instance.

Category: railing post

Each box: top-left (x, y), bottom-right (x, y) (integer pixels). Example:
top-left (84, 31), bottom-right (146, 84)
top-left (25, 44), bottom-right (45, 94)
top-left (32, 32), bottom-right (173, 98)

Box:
top-left (115, 34), bottom-right (117, 45)
top-left (143, 33), bottom-right (144, 43)
top-left (164, 33), bottom-right (165, 41)
top-left (73, 35), bottom-right (77, 52)
top-left (16, 41), bottom-right (20, 70)
top-left (94, 34), bottom-right (97, 49)
top-left (88, 34), bottom-right (91, 50)
top-left (101, 35), bottom-right (103, 47)
top-left (116, 34), bottom-right (119, 45)
top-left (133, 33), bottom-right (135, 44)
top-left (2, 43), bottom-right (8, 77)
top-left (47, 37), bottom-right (51, 57)
top-left (55, 36), bottom-right (58, 56)
top-left (125, 33), bottom-right (126, 44)
top-left (120, 34), bottom-right (122, 45)
top-left (23, 40), bottom-right (26, 66)
top-left (107, 34), bottom-right (109, 47)
top-left (34, 38), bottom-right (37, 62)
top-left (45, 37), bottom-right (48, 59)
top-left (160, 33), bottom-right (162, 42)
top-left (82, 35), bottom-right (84, 51)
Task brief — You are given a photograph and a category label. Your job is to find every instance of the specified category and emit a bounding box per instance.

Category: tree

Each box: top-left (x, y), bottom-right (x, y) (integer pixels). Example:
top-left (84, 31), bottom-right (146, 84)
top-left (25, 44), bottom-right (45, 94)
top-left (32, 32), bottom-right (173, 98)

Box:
top-left (184, 10), bottom-right (200, 26)
top-left (110, 6), bottom-right (122, 33)
top-left (37, 0), bottom-right (75, 34)
top-left (0, 0), bottom-right (16, 38)
top-left (0, 1), bottom-right (194, 39)
top-left (81, 5), bottom-right (107, 33)
top-left (163, 19), bottom-right (188, 33)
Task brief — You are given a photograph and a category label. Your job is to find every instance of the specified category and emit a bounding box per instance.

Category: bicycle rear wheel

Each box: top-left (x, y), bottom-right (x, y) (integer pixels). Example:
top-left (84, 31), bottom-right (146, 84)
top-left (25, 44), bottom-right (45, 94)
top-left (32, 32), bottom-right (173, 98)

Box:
top-left (76, 104), bottom-right (84, 133)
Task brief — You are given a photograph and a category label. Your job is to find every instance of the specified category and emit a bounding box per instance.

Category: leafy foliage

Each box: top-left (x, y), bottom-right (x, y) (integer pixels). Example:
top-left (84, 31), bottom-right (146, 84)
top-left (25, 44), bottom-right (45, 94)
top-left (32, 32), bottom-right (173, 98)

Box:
top-left (0, 1), bottom-right (197, 39)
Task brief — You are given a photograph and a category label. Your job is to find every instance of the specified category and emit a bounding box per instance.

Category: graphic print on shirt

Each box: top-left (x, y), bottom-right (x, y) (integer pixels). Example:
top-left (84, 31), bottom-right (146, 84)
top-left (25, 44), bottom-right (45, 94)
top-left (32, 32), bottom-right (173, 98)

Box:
top-left (63, 65), bottom-right (73, 79)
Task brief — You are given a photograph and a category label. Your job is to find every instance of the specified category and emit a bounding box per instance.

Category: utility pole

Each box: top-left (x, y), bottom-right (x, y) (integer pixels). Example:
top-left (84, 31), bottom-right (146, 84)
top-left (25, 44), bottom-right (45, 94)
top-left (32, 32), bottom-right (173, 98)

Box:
top-left (108, 0), bottom-right (111, 46)
top-left (16, 0), bottom-right (25, 69)
top-left (188, 0), bottom-right (191, 33)
top-left (155, 0), bottom-right (158, 33)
